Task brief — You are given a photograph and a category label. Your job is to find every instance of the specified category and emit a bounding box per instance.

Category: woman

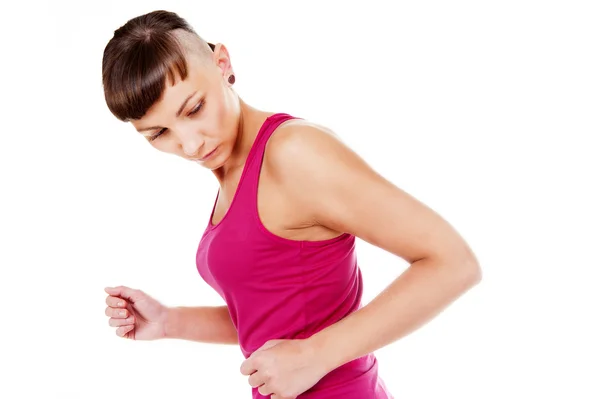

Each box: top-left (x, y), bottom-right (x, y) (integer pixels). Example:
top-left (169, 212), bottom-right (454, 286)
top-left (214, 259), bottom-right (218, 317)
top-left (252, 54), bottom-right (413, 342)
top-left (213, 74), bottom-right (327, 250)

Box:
top-left (102, 10), bottom-right (481, 399)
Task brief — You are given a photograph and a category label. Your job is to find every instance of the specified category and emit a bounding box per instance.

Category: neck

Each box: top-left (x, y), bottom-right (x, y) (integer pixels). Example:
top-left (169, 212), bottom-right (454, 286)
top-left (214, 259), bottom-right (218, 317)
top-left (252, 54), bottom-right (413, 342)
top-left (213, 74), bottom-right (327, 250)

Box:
top-left (213, 98), bottom-right (274, 182)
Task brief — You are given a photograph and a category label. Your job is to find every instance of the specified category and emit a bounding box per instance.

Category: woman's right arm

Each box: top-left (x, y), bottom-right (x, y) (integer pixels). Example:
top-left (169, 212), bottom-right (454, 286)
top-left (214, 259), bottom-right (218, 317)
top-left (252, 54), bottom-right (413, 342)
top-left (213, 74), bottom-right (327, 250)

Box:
top-left (165, 305), bottom-right (238, 344)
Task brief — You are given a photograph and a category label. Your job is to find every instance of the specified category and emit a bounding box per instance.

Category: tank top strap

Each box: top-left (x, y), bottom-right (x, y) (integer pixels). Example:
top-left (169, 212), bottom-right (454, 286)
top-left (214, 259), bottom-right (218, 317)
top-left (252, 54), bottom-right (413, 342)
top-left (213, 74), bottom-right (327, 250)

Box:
top-left (234, 113), bottom-right (300, 209)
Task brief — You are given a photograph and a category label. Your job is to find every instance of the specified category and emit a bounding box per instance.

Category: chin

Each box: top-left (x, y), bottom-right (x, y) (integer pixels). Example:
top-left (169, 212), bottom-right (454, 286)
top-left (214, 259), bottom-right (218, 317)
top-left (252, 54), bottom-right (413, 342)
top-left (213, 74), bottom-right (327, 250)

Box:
top-left (203, 154), bottom-right (228, 171)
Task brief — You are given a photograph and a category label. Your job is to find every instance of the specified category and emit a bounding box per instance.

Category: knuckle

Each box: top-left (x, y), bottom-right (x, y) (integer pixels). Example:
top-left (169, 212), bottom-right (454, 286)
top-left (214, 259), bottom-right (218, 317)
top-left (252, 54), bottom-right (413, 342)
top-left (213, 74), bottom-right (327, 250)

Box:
top-left (262, 370), bottom-right (272, 381)
top-left (253, 356), bottom-right (264, 368)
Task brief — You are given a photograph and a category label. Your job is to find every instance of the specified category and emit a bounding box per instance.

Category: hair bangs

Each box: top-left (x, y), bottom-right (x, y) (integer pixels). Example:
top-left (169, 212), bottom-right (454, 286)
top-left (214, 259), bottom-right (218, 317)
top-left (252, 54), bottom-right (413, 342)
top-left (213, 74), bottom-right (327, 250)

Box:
top-left (102, 30), bottom-right (190, 121)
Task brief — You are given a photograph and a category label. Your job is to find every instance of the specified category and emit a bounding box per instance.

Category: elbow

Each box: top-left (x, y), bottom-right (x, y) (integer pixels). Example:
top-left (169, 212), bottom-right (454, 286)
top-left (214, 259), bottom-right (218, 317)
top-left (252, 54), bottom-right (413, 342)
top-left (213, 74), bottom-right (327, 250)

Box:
top-left (451, 244), bottom-right (482, 285)
top-left (460, 256), bottom-right (482, 287)
top-left (469, 262), bottom-right (483, 285)
top-left (442, 250), bottom-right (482, 288)
top-left (420, 253), bottom-right (482, 287)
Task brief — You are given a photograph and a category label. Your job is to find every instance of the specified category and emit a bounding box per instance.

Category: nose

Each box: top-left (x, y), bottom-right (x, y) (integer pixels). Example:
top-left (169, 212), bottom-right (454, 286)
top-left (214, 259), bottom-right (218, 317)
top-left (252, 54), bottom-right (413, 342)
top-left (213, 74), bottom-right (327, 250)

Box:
top-left (178, 130), bottom-right (205, 158)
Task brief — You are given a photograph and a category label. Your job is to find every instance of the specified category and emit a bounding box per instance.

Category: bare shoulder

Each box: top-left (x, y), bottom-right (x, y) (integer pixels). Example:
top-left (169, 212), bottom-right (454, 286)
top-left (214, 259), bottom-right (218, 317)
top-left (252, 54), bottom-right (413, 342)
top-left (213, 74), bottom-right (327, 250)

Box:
top-left (262, 119), bottom-right (371, 217)
top-left (258, 119), bottom-right (351, 238)
top-left (263, 119), bottom-right (363, 183)
top-left (265, 119), bottom-right (339, 154)
top-left (262, 118), bottom-right (478, 266)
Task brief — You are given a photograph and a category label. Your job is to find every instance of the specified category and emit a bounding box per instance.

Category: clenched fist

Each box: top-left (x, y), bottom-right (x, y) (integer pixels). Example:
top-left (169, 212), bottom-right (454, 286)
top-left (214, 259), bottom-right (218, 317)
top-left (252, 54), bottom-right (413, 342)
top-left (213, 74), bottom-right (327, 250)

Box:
top-left (104, 286), bottom-right (169, 340)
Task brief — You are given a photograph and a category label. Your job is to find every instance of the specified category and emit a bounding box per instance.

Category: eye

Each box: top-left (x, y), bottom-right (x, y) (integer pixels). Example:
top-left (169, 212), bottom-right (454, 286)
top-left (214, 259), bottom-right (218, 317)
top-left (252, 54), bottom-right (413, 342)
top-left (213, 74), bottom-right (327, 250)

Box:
top-left (149, 128), bottom-right (166, 142)
top-left (188, 99), bottom-right (205, 116)
top-left (148, 99), bottom-right (204, 142)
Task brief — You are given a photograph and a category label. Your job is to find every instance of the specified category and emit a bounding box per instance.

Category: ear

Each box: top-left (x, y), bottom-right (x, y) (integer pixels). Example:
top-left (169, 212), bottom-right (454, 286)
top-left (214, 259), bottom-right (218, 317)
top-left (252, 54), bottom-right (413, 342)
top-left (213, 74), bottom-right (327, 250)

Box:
top-left (211, 43), bottom-right (234, 80)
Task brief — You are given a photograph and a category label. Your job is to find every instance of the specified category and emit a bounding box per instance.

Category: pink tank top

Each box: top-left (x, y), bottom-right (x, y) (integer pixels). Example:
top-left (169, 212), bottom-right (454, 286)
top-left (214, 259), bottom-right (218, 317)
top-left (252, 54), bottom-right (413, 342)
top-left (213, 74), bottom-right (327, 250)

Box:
top-left (196, 113), bottom-right (393, 398)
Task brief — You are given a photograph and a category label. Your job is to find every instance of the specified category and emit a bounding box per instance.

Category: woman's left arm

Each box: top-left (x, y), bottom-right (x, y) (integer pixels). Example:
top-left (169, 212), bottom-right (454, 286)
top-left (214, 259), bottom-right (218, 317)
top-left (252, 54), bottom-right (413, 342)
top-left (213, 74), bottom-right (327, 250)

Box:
top-left (267, 123), bottom-right (482, 374)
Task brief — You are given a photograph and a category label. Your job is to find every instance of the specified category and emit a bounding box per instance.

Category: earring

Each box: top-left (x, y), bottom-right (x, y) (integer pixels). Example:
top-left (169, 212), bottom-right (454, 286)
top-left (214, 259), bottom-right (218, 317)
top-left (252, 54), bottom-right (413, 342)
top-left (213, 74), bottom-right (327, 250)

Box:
top-left (228, 74), bottom-right (235, 84)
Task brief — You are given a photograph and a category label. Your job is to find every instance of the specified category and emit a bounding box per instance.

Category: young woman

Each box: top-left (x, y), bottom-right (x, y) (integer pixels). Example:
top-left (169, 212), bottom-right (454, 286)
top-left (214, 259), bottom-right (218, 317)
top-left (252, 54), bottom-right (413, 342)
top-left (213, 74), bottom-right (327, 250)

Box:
top-left (102, 10), bottom-right (481, 399)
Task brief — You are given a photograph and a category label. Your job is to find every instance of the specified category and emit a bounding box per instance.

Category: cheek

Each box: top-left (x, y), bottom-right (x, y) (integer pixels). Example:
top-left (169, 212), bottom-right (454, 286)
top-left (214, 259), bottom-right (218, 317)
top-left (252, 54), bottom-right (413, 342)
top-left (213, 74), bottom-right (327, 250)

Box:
top-left (151, 138), bottom-right (179, 155)
top-left (214, 100), bottom-right (227, 130)
top-left (212, 96), bottom-right (236, 141)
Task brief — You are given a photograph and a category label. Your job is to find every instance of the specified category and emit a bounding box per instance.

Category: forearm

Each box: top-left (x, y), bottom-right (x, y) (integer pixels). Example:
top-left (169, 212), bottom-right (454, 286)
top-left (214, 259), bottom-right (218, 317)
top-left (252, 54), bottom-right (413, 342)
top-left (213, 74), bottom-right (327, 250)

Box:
top-left (164, 305), bottom-right (238, 344)
top-left (307, 256), bottom-right (481, 372)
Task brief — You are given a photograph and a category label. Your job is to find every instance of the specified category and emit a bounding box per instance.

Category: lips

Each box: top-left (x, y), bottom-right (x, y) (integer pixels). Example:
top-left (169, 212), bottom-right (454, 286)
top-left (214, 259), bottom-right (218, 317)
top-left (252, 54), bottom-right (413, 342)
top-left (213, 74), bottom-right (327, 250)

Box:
top-left (201, 148), bottom-right (217, 160)
top-left (193, 147), bottom-right (218, 162)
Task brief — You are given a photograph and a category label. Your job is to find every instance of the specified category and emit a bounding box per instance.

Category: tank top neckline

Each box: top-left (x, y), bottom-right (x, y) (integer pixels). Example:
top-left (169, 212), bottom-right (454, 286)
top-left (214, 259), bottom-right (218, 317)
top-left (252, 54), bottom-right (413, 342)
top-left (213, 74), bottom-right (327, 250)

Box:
top-left (207, 112), bottom-right (284, 230)
top-left (204, 112), bottom-right (352, 247)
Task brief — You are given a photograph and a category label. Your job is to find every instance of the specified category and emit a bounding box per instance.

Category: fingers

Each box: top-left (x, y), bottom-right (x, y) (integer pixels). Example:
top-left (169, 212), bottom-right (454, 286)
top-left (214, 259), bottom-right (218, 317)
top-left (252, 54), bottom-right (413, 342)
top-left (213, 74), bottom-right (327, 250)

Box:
top-left (105, 295), bottom-right (128, 308)
top-left (106, 304), bottom-right (135, 327)
top-left (105, 306), bottom-right (130, 319)
top-left (104, 286), bottom-right (144, 303)
top-left (255, 339), bottom-right (283, 352)
top-left (116, 324), bottom-right (134, 337)
top-left (269, 394), bottom-right (296, 399)
top-left (108, 314), bottom-right (135, 327)
top-left (248, 371), bottom-right (264, 388)
top-left (104, 286), bottom-right (137, 339)
top-left (258, 384), bottom-right (273, 397)
top-left (108, 315), bottom-right (135, 327)
top-left (240, 360), bottom-right (257, 376)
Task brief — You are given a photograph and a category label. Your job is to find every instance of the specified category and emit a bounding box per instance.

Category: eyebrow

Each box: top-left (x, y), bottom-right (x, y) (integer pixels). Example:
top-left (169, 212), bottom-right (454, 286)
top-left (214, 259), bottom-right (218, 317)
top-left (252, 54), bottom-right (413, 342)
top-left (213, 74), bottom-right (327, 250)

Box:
top-left (137, 91), bottom-right (198, 132)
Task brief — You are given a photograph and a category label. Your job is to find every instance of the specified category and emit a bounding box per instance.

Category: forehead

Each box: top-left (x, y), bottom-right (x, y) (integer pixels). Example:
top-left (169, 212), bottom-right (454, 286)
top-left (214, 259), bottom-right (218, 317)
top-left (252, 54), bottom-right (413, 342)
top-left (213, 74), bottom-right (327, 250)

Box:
top-left (133, 57), bottom-right (212, 125)
top-left (165, 54), bottom-right (213, 101)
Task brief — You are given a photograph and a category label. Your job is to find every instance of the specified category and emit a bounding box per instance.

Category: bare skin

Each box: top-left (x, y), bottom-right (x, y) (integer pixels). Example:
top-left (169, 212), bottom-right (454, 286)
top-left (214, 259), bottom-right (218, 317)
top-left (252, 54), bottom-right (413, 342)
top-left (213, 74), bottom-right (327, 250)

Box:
top-left (105, 31), bottom-right (482, 398)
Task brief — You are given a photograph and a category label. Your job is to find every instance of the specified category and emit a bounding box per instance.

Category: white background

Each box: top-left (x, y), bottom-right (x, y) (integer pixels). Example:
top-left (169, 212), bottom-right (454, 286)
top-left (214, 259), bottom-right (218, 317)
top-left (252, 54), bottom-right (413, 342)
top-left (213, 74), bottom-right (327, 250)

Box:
top-left (1, 1), bottom-right (598, 398)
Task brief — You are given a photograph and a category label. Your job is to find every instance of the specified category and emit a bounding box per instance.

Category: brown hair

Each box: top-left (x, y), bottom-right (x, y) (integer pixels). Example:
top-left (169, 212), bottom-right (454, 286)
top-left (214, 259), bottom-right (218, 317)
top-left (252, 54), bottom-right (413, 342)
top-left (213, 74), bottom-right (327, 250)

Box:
top-left (101, 10), bottom-right (214, 122)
